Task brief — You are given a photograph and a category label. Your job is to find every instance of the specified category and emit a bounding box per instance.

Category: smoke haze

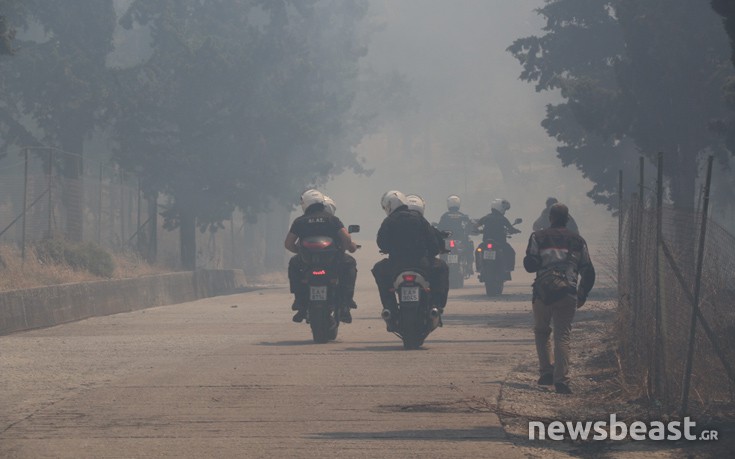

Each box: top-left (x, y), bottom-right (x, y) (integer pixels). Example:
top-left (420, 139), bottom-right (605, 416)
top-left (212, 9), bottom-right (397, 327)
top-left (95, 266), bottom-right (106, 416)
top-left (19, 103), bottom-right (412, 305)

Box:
top-left (321, 0), bottom-right (615, 243)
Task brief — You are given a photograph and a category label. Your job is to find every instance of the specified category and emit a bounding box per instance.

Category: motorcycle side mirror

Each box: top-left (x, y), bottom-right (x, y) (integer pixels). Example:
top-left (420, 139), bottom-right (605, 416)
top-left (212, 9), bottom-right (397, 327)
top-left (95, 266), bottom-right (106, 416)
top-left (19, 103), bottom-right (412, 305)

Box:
top-left (348, 224), bottom-right (360, 234)
top-left (513, 218), bottom-right (523, 225)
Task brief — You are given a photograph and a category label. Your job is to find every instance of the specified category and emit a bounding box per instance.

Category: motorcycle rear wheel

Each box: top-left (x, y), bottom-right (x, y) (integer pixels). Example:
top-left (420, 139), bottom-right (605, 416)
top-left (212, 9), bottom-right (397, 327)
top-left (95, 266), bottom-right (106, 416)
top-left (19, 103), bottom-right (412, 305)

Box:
top-left (310, 307), bottom-right (337, 344)
top-left (484, 278), bottom-right (504, 296)
top-left (448, 267), bottom-right (464, 289)
top-left (400, 307), bottom-right (424, 350)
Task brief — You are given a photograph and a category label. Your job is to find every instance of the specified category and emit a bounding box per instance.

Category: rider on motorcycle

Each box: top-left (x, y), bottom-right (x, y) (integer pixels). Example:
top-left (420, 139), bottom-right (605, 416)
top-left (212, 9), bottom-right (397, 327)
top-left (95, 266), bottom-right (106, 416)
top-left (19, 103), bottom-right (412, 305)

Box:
top-left (284, 189), bottom-right (358, 324)
top-left (407, 194), bottom-right (448, 251)
top-left (437, 195), bottom-right (475, 274)
top-left (371, 191), bottom-right (449, 331)
top-left (475, 198), bottom-right (520, 274)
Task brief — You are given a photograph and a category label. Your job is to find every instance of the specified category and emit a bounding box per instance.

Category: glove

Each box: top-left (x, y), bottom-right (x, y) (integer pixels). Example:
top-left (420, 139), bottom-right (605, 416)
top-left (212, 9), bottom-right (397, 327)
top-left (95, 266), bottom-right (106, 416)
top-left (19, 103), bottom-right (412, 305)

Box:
top-left (577, 292), bottom-right (587, 309)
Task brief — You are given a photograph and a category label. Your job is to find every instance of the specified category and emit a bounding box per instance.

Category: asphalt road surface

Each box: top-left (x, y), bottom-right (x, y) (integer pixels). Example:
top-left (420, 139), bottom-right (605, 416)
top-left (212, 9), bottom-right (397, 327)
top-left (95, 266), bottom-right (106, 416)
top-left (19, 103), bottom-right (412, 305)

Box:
top-left (0, 245), bottom-right (595, 458)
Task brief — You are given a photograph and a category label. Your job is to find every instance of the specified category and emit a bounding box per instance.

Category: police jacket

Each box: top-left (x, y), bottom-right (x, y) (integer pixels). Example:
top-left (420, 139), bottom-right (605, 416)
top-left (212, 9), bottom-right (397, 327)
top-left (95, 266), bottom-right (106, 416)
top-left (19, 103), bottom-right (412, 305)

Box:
top-left (437, 210), bottom-right (472, 240)
top-left (377, 206), bottom-right (441, 263)
top-left (477, 209), bottom-right (517, 242)
top-left (523, 225), bottom-right (595, 297)
top-left (289, 204), bottom-right (344, 244)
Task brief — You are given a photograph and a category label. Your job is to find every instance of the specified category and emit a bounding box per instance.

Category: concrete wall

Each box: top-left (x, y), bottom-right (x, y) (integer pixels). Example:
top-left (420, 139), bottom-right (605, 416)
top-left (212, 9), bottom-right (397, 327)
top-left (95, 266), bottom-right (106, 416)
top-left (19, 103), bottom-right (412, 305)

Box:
top-left (0, 269), bottom-right (247, 335)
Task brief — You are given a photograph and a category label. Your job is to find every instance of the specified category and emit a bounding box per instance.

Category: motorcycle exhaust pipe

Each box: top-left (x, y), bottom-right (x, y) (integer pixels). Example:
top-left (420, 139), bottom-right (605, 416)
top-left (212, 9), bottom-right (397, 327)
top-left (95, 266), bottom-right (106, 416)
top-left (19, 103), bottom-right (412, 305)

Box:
top-left (381, 309), bottom-right (392, 321)
top-left (429, 308), bottom-right (441, 318)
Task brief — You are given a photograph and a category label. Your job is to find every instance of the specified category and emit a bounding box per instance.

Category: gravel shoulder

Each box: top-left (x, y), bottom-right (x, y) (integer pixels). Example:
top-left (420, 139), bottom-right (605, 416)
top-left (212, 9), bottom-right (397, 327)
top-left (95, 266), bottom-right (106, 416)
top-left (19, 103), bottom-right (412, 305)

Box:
top-left (495, 301), bottom-right (734, 458)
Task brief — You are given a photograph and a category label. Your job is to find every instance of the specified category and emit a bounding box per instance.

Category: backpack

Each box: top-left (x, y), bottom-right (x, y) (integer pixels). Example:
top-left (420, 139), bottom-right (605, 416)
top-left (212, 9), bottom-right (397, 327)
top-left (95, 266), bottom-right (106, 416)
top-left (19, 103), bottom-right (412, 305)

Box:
top-left (534, 267), bottom-right (574, 304)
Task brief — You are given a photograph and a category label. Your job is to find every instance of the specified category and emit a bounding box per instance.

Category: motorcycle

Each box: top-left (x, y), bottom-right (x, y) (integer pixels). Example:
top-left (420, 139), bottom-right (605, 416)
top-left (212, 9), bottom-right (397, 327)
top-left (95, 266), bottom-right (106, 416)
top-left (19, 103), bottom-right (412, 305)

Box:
top-left (298, 224), bottom-right (360, 343)
top-left (440, 238), bottom-right (472, 289)
top-left (475, 218), bottom-right (522, 297)
top-left (382, 269), bottom-right (442, 350)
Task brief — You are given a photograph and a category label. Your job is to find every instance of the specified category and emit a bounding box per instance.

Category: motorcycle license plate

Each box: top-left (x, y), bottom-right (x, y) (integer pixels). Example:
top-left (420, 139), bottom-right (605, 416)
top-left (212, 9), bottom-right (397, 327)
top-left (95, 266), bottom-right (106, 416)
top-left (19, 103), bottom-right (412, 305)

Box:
top-left (483, 250), bottom-right (496, 260)
top-left (447, 254), bottom-right (459, 264)
top-left (310, 286), bottom-right (327, 301)
top-left (400, 286), bottom-right (420, 302)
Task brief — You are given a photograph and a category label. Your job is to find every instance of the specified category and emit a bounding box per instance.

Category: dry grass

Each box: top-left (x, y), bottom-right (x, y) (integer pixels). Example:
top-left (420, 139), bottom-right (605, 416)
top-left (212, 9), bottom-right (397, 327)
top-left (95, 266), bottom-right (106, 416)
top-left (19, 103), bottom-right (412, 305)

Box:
top-left (0, 244), bottom-right (168, 292)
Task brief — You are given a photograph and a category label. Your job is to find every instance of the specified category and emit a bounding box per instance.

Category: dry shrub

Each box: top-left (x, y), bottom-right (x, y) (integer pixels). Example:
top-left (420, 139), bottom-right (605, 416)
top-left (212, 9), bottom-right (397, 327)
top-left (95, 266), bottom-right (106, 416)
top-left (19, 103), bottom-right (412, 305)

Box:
top-left (0, 244), bottom-right (168, 292)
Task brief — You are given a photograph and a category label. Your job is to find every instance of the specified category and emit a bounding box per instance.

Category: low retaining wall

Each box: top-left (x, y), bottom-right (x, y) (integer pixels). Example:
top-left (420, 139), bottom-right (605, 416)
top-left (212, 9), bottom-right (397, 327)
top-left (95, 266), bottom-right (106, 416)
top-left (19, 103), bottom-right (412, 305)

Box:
top-left (0, 269), bottom-right (247, 335)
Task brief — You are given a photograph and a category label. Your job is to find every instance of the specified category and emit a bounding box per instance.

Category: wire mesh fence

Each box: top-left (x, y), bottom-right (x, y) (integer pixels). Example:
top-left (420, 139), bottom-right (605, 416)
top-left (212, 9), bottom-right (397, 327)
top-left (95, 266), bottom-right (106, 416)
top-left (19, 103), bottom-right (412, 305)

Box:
top-left (0, 148), bottom-right (148, 256)
top-left (0, 147), bottom-right (290, 275)
top-left (617, 156), bottom-right (735, 416)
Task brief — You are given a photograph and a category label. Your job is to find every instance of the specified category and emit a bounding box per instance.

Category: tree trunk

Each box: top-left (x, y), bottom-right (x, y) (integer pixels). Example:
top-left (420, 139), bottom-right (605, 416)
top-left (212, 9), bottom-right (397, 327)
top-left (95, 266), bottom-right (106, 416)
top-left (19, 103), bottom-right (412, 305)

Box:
top-left (264, 205), bottom-right (290, 270)
top-left (180, 212), bottom-right (196, 270)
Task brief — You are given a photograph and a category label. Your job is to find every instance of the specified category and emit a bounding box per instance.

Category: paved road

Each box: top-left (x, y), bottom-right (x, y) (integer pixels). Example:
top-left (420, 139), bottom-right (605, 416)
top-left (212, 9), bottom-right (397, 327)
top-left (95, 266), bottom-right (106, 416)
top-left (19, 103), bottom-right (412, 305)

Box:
top-left (0, 246), bottom-right (583, 458)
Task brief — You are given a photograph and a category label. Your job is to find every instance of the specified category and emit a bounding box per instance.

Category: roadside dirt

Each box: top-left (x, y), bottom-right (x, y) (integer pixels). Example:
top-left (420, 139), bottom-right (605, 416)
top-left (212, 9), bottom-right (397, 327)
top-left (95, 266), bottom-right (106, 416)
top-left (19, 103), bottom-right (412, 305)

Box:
top-left (494, 302), bottom-right (734, 458)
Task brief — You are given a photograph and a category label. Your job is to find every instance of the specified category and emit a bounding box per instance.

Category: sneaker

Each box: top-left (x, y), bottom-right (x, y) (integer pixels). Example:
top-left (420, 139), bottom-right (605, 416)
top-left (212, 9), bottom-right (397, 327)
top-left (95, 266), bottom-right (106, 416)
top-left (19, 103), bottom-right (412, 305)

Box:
top-left (555, 383), bottom-right (572, 394)
top-left (292, 310), bottom-right (307, 323)
top-left (341, 307), bottom-right (352, 324)
top-left (537, 374), bottom-right (554, 386)
top-left (291, 302), bottom-right (301, 311)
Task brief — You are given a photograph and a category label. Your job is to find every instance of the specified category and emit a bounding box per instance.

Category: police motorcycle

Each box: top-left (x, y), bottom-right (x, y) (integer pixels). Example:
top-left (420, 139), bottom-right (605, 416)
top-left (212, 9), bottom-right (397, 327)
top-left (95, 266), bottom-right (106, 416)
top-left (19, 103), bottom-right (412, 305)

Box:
top-left (475, 218), bottom-right (522, 297)
top-left (382, 267), bottom-right (442, 350)
top-left (298, 224), bottom-right (360, 343)
top-left (380, 194), bottom-right (443, 349)
top-left (440, 233), bottom-right (472, 289)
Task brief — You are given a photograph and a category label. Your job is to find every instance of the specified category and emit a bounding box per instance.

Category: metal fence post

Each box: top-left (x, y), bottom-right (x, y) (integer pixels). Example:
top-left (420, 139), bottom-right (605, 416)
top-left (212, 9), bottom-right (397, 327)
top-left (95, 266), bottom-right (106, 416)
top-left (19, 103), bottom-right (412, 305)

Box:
top-left (21, 148), bottom-right (29, 260)
top-left (681, 155), bottom-right (714, 415)
top-left (120, 170), bottom-right (125, 244)
top-left (98, 164), bottom-right (103, 245)
top-left (618, 170), bottom-right (623, 303)
top-left (654, 152), bottom-right (664, 401)
top-left (47, 150), bottom-right (53, 238)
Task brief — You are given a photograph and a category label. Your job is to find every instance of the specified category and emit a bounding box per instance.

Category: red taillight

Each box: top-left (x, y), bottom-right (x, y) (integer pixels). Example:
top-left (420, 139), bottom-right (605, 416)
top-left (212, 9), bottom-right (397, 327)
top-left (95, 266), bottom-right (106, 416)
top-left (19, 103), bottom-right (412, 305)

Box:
top-left (449, 240), bottom-right (455, 248)
top-left (402, 274), bottom-right (416, 282)
top-left (312, 270), bottom-right (326, 276)
top-left (486, 243), bottom-right (493, 249)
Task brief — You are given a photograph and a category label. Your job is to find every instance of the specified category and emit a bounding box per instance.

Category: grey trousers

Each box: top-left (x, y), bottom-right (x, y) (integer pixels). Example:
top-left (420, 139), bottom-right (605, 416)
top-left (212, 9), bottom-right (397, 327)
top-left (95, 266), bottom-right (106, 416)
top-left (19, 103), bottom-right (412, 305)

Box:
top-left (532, 294), bottom-right (577, 385)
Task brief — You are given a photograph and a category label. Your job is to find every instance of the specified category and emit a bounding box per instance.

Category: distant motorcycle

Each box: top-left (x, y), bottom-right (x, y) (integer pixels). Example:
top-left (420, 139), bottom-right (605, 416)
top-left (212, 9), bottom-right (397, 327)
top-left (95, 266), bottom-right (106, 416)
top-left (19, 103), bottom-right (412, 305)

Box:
top-left (440, 237), bottom-right (472, 289)
top-left (382, 268), bottom-right (442, 350)
top-left (475, 218), bottom-right (522, 296)
top-left (298, 225), bottom-right (360, 343)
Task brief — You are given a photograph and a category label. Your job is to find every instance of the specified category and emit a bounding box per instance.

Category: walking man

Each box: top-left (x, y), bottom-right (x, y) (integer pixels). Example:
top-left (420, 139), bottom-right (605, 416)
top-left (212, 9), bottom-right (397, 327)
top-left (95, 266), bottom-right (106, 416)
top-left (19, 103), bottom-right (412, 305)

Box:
top-left (523, 203), bottom-right (595, 394)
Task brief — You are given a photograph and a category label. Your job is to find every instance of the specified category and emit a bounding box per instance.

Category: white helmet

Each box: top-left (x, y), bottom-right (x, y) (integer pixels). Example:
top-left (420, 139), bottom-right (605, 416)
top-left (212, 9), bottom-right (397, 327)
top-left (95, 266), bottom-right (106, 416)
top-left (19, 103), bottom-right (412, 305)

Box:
top-left (406, 194), bottom-right (426, 215)
top-left (447, 195), bottom-right (461, 210)
top-left (300, 189), bottom-right (324, 212)
top-left (323, 195), bottom-right (336, 215)
top-left (380, 190), bottom-right (408, 215)
top-left (491, 198), bottom-right (510, 215)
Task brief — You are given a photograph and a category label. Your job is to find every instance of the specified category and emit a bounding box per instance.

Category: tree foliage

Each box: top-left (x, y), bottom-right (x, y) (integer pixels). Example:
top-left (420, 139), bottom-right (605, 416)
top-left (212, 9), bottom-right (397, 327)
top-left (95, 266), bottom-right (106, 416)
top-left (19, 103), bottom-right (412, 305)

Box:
top-left (509, 0), bottom-right (732, 210)
top-left (0, 1), bottom-right (117, 240)
top-left (112, 0), bottom-right (376, 267)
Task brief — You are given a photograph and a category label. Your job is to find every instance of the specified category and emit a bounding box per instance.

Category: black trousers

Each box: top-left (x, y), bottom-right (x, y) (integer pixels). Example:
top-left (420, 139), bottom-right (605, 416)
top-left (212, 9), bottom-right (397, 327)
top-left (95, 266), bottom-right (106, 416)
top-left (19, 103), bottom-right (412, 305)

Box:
top-left (288, 253), bottom-right (357, 310)
top-left (371, 257), bottom-right (449, 309)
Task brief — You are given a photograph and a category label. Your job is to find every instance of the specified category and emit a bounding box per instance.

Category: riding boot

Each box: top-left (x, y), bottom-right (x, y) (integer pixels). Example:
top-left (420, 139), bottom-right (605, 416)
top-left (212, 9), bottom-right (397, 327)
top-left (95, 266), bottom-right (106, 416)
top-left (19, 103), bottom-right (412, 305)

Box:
top-left (340, 286), bottom-right (356, 324)
top-left (292, 285), bottom-right (308, 323)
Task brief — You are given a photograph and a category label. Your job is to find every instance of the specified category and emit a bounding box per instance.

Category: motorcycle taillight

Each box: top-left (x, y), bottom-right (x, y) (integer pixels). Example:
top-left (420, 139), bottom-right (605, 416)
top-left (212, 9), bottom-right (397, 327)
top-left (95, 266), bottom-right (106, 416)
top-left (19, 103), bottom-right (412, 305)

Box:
top-left (312, 270), bottom-right (326, 276)
top-left (402, 274), bottom-right (416, 282)
top-left (449, 240), bottom-right (455, 248)
top-left (486, 243), bottom-right (493, 249)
